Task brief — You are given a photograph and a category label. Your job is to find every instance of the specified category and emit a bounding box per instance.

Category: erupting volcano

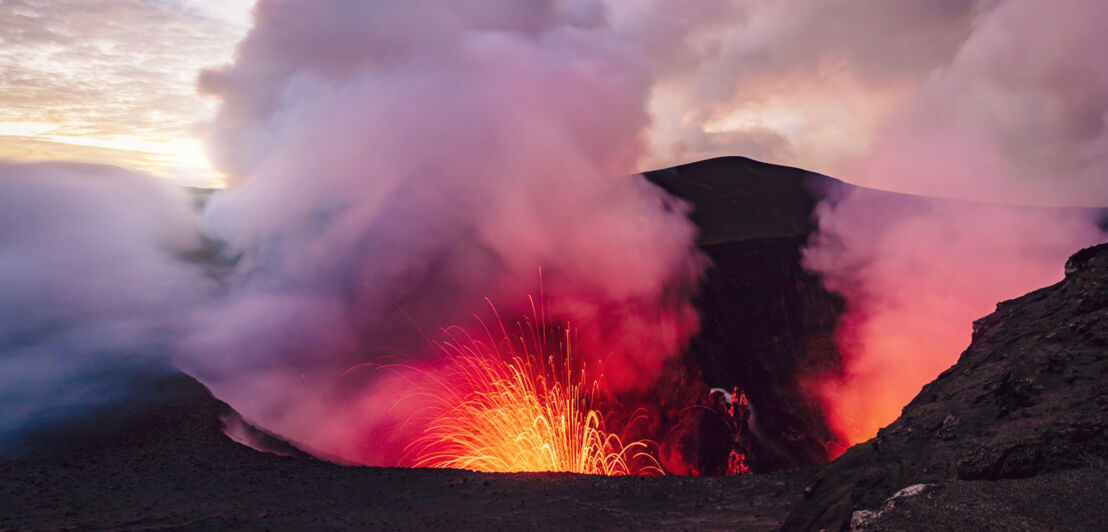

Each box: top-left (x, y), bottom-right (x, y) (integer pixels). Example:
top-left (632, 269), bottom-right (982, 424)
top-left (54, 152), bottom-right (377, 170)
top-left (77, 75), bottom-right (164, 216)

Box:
top-left (4, 0), bottom-right (1108, 529)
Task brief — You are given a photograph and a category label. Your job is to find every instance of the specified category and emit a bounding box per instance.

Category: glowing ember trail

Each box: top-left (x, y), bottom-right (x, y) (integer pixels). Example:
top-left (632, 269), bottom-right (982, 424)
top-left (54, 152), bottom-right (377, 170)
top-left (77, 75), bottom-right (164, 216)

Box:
top-left (401, 299), bottom-right (662, 476)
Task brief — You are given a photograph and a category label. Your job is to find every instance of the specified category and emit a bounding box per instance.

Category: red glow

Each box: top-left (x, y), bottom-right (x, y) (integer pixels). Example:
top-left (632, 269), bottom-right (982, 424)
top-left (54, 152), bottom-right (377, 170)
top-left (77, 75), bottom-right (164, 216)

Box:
top-left (392, 299), bottom-right (663, 475)
top-left (804, 195), bottom-right (1103, 451)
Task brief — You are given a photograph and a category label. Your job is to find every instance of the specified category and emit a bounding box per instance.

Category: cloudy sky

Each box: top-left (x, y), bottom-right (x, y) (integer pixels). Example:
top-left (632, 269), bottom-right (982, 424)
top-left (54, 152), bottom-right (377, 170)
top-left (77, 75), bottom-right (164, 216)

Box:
top-left (1, 0), bottom-right (1105, 204)
top-left (0, 0), bottom-right (251, 186)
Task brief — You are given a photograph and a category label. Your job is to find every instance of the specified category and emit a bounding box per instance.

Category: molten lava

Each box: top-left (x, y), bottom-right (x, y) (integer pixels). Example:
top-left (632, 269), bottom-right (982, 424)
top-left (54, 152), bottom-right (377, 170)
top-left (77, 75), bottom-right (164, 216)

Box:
top-left (404, 301), bottom-right (662, 476)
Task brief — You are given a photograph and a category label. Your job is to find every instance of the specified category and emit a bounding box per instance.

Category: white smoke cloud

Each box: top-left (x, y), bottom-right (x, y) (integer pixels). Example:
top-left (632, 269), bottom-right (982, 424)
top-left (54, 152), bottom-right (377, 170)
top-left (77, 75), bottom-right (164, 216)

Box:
top-left (845, 0), bottom-right (1108, 205)
top-left (0, 162), bottom-right (211, 449)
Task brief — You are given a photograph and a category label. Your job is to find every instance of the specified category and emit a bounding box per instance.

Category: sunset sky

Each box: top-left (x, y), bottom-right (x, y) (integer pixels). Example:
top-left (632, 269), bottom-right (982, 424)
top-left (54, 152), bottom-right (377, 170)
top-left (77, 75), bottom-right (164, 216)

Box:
top-left (0, 0), bottom-right (251, 186)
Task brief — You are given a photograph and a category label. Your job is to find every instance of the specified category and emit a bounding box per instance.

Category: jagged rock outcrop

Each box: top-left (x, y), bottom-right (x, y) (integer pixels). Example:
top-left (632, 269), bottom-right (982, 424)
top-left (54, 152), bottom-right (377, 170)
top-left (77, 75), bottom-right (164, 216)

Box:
top-left (783, 242), bottom-right (1108, 530)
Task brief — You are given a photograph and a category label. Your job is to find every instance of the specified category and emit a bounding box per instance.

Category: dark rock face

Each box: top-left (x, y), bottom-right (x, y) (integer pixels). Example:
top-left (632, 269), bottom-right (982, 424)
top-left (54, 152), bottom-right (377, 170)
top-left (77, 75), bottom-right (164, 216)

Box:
top-left (783, 242), bottom-right (1108, 531)
top-left (644, 157), bottom-right (847, 472)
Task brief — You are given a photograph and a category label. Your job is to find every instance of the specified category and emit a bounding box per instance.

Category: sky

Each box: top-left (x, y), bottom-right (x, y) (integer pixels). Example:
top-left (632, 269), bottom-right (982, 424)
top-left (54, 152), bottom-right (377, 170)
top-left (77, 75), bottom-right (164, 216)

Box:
top-left (0, 0), bottom-right (252, 186)
top-left (1, 0), bottom-right (1105, 205)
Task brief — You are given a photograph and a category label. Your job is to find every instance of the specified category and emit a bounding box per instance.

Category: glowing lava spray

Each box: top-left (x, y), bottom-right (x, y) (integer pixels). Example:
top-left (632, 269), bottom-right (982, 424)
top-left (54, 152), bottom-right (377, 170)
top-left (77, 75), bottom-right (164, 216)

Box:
top-left (401, 298), bottom-right (662, 476)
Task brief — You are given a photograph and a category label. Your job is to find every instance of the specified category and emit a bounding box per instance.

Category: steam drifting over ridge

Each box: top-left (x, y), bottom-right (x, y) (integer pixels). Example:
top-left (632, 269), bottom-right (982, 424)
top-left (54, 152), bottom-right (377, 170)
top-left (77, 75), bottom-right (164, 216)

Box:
top-left (0, 162), bottom-right (211, 449)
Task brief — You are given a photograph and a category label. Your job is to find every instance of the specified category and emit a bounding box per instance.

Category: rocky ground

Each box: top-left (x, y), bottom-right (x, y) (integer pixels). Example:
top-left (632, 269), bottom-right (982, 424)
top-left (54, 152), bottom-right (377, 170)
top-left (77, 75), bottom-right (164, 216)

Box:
top-left (0, 372), bottom-right (814, 531)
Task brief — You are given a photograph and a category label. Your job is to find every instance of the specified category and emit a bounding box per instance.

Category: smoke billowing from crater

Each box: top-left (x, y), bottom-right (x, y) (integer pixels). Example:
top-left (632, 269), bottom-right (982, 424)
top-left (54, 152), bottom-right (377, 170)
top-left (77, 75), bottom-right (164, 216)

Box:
top-left (184, 0), bottom-right (705, 465)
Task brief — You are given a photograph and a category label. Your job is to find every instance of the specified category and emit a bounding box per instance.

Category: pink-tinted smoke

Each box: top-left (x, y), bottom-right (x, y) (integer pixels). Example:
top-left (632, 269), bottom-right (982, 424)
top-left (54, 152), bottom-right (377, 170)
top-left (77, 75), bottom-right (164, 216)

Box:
top-left (181, 0), bottom-right (705, 465)
top-left (804, 186), bottom-right (1105, 446)
top-left (800, 0), bottom-right (1108, 446)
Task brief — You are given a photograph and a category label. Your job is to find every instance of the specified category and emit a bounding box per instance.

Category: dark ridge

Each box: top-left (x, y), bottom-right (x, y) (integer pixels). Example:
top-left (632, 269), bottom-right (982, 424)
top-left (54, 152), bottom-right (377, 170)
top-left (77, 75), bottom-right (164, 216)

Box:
top-left (4, 368), bottom-right (310, 461)
top-left (643, 156), bottom-right (841, 245)
top-left (642, 156), bottom-right (847, 472)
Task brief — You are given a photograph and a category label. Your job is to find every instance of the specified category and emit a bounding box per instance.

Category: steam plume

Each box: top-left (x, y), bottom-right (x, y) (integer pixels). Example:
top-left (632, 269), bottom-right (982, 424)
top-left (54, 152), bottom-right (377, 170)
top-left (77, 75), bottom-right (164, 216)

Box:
top-left (803, 186), bottom-right (1105, 443)
top-left (184, 0), bottom-right (704, 464)
top-left (795, 0), bottom-right (1108, 443)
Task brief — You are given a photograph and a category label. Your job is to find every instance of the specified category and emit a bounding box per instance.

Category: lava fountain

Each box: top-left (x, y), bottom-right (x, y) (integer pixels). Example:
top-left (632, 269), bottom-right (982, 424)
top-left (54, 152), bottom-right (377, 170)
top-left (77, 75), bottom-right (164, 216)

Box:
top-left (382, 298), bottom-right (662, 476)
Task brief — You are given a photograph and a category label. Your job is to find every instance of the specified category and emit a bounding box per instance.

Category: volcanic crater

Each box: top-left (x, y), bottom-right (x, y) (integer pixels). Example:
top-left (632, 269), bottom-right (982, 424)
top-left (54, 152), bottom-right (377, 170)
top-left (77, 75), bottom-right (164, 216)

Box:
top-left (4, 157), bottom-right (1106, 530)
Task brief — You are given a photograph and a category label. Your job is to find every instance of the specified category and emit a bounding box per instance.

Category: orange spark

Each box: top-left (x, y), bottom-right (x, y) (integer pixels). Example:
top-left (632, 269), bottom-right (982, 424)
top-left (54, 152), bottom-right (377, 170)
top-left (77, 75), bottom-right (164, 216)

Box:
top-left (405, 300), bottom-right (662, 476)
